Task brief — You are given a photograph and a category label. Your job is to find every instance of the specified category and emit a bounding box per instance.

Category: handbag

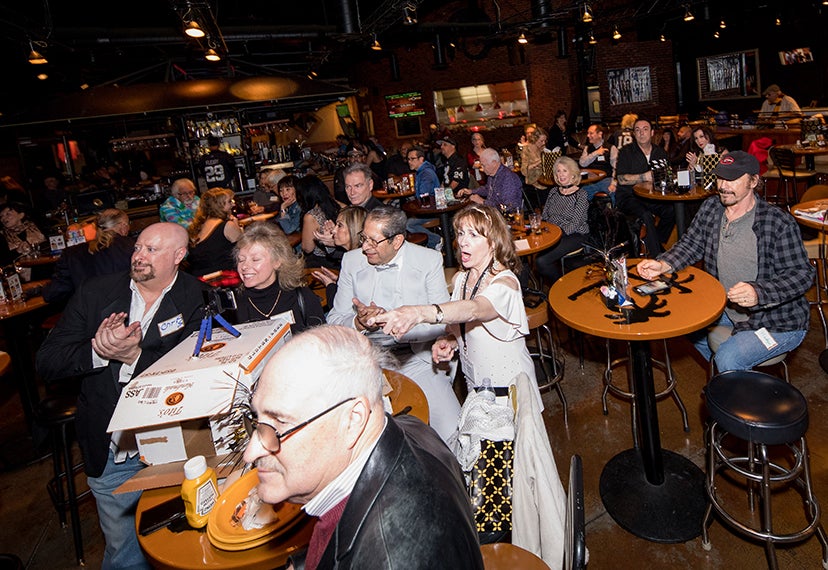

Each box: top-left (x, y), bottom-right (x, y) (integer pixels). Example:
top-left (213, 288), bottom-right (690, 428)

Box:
top-left (468, 438), bottom-right (514, 542)
top-left (699, 153), bottom-right (721, 190)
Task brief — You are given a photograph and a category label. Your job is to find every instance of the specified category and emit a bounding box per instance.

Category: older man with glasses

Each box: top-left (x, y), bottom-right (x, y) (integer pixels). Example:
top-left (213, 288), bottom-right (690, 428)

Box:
top-left (326, 206), bottom-right (460, 442)
top-left (243, 324), bottom-right (483, 570)
top-left (159, 177), bottom-right (200, 228)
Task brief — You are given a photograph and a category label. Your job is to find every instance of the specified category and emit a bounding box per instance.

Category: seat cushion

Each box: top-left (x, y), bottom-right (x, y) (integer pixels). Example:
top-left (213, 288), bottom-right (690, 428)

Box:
top-left (704, 370), bottom-right (808, 444)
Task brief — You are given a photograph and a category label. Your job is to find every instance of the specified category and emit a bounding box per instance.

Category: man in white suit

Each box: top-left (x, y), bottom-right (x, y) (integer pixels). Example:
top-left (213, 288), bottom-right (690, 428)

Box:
top-left (327, 206), bottom-right (459, 441)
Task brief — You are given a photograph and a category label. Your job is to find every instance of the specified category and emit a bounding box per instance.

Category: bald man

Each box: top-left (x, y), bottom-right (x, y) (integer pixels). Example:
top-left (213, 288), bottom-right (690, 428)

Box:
top-left (37, 222), bottom-right (206, 569)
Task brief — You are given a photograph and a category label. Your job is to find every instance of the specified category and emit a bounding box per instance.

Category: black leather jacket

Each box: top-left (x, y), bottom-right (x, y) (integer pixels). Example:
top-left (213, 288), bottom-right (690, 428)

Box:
top-left (293, 415), bottom-right (483, 570)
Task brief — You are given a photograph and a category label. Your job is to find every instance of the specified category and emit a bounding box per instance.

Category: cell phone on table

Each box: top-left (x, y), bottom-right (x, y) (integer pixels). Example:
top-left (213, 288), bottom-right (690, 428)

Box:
top-left (138, 495), bottom-right (186, 536)
top-left (633, 280), bottom-right (671, 295)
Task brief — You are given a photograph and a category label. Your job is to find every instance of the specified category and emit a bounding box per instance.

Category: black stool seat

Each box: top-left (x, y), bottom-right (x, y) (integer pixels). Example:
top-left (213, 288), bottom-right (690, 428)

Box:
top-left (37, 395), bottom-right (78, 425)
top-left (704, 370), bottom-right (808, 446)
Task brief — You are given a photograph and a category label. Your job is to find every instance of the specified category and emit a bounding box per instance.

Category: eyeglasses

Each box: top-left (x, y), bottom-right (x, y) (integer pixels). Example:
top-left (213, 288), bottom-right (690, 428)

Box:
top-left (243, 397), bottom-right (355, 454)
top-left (358, 232), bottom-right (396, 247)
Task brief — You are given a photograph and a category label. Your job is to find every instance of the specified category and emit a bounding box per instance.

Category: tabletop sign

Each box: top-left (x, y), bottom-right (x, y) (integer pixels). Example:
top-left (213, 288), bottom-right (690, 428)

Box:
top-left (66, 229), bottom-right (86, 247)
top-left (6, 273), bottom-right (23, 302)
top-left (49, 235), bottom-right (66, 255)
top-left (434, 187), bottom-right (448, 209)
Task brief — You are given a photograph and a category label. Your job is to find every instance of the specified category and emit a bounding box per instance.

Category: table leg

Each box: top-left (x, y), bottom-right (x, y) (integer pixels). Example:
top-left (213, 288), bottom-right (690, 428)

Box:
top-left (440, 212), bottom-right (456, 267)
top-left (598, 340), bottom-right (706, 542)
top-left (673, 203), bottom-right (687, 240)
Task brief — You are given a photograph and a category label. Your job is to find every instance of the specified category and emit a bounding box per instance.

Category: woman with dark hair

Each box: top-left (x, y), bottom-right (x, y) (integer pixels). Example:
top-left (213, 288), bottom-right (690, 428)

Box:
top-left (296, 174), bottom-right (343, 268)
top-left (0, 202), bottom-right (46, 264)
top-left (311, 205), bottom-right (367, 306)
top-left (547, 110), bottom-right (581, 153)
top-left (232, 222), bottom-right (324, 332)
top-left (659, 128), bottom-right (679, 162)
top-left (686, 125), bottom-right (729, 172)
top-left (42, 209), bottom-right (135, 304)
top-left (186, 187), bottom-right (243, 276)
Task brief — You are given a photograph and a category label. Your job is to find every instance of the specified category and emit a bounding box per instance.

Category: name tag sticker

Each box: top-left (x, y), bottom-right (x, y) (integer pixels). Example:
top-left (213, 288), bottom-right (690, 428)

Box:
top-left (755, 327), bottom-right (779, 350)
top-left (158, 314), bottom-right (184, 337)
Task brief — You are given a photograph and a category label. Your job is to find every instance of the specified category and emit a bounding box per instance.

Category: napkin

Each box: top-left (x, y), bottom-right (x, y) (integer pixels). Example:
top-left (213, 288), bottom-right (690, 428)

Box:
top-left (794, 207), bottom-right (827, 222)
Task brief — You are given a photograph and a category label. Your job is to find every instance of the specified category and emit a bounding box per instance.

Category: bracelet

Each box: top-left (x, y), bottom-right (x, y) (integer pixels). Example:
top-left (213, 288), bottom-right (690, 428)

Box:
top-left (433, 304), bottom-right (444, 324)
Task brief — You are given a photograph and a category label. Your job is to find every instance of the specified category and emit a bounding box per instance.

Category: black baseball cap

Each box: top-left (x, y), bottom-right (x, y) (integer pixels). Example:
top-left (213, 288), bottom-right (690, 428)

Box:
top-left (712, 151), bottom-right (760, 180)
top-left (436, 136), bottom-right (457, 147)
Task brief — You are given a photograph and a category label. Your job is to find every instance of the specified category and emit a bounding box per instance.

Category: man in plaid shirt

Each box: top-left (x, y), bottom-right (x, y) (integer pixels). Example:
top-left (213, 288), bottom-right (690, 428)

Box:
top-left (637, 151), bottom-right (813, 371)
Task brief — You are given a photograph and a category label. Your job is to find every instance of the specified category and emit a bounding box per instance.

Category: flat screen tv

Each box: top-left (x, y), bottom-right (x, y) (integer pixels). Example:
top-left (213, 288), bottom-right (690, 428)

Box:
top-left (385, 92), bottom-right (425, 118)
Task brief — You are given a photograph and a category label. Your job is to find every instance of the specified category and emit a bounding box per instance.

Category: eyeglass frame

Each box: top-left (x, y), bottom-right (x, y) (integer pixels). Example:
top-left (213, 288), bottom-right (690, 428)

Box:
top-left (244, 397), bottom-right (356, 454)
top-left (358, 231), bottom-right (398, 248)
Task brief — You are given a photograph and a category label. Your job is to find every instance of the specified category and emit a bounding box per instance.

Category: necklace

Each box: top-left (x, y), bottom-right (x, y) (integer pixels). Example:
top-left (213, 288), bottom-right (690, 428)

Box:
top-left (247, 289), bottom-right (282, 318)
top-left (460, 264), bottom-right (491, 355)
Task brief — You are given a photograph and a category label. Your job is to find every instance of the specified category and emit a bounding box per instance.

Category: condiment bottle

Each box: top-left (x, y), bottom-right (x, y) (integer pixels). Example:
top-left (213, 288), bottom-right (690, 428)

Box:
top-left (180, 455), bottom-right (219, 528)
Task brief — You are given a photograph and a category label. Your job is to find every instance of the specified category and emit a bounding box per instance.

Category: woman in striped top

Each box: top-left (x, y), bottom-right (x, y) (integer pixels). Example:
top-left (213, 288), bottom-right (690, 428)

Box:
top-left (534, 156), bottom-right (590, 285)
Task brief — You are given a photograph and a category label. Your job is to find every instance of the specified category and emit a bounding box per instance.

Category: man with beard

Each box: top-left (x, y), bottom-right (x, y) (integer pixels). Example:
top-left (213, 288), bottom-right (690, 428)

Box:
top-left (243, 325), bottom-right (483, 570)
top-left (37, 222), bottom-right (205, 569)
top-left (637, 151), bottom-right (812, 372)
top-left (159, 177), bottom-right (200, 228)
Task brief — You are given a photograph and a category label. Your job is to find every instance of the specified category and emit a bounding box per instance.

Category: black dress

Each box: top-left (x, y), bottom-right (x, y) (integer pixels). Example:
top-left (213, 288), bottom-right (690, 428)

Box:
top-left (233, 280), bottom-right (324, 333)
top-left (187, 221), bottom-right (236, 276)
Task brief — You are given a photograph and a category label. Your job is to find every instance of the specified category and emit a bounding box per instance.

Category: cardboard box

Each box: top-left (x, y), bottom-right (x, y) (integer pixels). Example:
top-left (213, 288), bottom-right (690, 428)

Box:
top-left (108, 317), bottom-right (292, 477)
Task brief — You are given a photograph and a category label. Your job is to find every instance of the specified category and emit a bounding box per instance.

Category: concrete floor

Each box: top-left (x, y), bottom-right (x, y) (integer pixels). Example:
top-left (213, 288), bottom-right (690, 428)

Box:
top-left (1, 286), bottom-right (827, 569)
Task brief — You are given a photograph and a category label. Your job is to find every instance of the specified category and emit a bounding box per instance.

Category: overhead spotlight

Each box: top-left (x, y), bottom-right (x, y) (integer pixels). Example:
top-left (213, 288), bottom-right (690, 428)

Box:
top-left (185, 20), bottom-right (205, 38)
top-left (719, 19), bottom-right (726, 29)
top-left (27, 41), bottom-right (47, 65)
top-left (713, 31), bottom-right (720, 39)
top-left (660, 33), bottom-right (666, 42)
top-left (80, 83), bottom-right (90, 90)
top-left (612, 26), bottom-right (621, 40)
top-left (588, 32), bottom-right (597, 45)
top-left (775, 17), bottom-right (781, 26)
top-left (403, 3), bottom-right (418, 25)
top-left (582, 3), bottom-right (593, 23)
top-left (683, 7), bottom-right (695, 22)
top-left (204, 48), bottom-right (221, 62)
top-left (371, 35), bottom-right (382, 51)
top-left (37, 73), bottom-right (48, 80)
top-left (517, 32), bottom-right (528, 44)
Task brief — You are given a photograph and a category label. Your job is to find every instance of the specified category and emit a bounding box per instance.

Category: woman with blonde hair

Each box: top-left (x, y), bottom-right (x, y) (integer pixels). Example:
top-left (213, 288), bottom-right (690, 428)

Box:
top-left (232, 222), bottom-right (324, 332)
top-left (186, 187), bottom-right (242, 276)
top-left (42, 208), bottom-right (134, 304)
top-left (369, 204), bottom-right (543, 411)
top-left (534, 156), bottom-right (590, 285)
top-left (521, 126), bottom-right (550, 207)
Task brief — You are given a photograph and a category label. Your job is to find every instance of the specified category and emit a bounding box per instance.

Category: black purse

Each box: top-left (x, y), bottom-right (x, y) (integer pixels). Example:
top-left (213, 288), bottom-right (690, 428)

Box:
top-left (468, 438), bottom-right (514, 544)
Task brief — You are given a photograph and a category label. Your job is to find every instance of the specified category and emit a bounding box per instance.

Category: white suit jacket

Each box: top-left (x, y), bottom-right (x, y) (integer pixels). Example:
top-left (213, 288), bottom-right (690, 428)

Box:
top-left (326, 242), bottom-right (450, 357)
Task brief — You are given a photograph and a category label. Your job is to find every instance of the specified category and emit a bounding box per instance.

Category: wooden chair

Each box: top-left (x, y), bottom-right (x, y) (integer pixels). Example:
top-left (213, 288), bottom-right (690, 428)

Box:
top-left (382, 369), bottom-right (429, 425)
top-left (480, 543), bottom-right (549, 570)
top-left (764, 147), bottom-right (817, 208)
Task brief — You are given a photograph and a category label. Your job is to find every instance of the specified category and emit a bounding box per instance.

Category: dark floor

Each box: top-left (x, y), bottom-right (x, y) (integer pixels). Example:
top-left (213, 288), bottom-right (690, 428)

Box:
top-left (1, 285), bottom-right (827, 569)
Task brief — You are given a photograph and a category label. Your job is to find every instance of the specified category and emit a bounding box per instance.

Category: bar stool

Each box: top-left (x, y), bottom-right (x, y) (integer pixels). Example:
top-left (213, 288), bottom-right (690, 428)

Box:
top-left (603, 339), bottom-right (690, 445)
top-left (37, 393), bottom-right (91, 566)
top-left (701, 370), bottom-right (828, 569)
top-left (525, 300), bottom-right (568, 424)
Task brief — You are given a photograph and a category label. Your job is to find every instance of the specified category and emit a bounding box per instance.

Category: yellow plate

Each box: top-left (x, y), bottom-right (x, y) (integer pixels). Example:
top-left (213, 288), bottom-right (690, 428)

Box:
top-left (206, 469), bottom-right (303, 545)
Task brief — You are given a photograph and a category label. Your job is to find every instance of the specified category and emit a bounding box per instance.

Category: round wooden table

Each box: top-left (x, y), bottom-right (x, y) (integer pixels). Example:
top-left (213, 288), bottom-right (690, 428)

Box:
top-left (538, 167), bottom-right (607, 189)
top-left (775, 143), bottom-right (828, 170)
top-left (792, 198), bottom-right (828, 355)
top-left (633, 182), bottom-right (716, 239)
top-left (238, 212), bottom-right (277, 227)
top-left (549, 261), bottom-right (726, 543)
top-left (402, 199), bottom-right (469, 267)
top-left (373, 189), bottom-right (415, 202)
top-left (512, 221), bottom-right (562, 289)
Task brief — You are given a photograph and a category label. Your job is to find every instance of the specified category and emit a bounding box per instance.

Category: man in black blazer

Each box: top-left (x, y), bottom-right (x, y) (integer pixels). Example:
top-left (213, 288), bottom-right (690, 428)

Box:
top-left (243, 325), bottom-right (483, 570)
top-left (37, 222), bottom-right (205, 570)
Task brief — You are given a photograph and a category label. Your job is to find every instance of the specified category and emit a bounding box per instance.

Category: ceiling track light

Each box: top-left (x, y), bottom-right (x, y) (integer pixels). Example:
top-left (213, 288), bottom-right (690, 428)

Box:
top-left (588, 32), bottom-right (597, 45)
top-left (204, 48), bottom-right (221, 62)
top-left (660, 33), bottom-right (666, 42)
top-left (683, 7), bottom-right (695, 22)
top-left (612, 26), bottom-right (621, 40)
top-left (719, 19), bottom-right (726, 29)
top-left (775, 17), bottom-right (782, 26)
top-left (185, 20), bottom-right (205, 38)
top-left (403, 3), bottom-right (418, 25)
top-left (582, 3), bottom-right (593, 23)
top-left (371, 35), bottom-right (382, 51)
top-left (517, 32), bottom-right (528, 45)
top-left (27, 41), bottom-right (47, 65)
top-left (713, 31), bottom-right (720, 39)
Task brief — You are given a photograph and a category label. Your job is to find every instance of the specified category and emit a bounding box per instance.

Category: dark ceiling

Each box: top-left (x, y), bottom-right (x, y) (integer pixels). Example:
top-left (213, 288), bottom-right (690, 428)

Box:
top-left (1, 0), bottom-right (824, 122)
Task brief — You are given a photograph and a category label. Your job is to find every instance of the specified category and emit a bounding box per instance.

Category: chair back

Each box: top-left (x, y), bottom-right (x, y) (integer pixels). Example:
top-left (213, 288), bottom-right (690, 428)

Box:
top-left (769, 146), bottom-right (798, 173)
top-left (564, 454), bottom-right (587, 570)
top-left (800, 184), bottom-right (828, 202)
top-left (480, 543), bottom-right (549, 570)
top-left (382, 369), bottom-right (429, 425)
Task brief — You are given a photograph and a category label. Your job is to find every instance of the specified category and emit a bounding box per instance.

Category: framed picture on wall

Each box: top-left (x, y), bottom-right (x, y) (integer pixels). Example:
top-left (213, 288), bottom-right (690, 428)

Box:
top-left (607, 66), bottom-right (652, 105)
top-left (696, 49), bottom-right (761, 100)
top-left (394, 116), bottom-right (422, 138)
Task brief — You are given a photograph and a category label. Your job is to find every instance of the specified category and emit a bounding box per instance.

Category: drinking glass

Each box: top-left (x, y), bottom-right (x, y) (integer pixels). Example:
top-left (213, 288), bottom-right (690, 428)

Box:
top-left (529, 212), bottom-right (542, 235)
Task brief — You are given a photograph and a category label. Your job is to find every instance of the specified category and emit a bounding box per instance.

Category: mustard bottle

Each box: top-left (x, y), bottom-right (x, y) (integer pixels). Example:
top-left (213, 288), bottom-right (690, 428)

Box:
top-left (180, 455), bottom-right (219, 528)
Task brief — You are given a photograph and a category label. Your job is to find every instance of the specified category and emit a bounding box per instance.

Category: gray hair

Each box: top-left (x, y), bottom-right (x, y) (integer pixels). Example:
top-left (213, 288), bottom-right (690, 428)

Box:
top-left (343, 161), bottom-right (373, 182)
top-left (171, 177), bottom-right (196, 199)
top-left (366, 205), bottom-right (407, 238)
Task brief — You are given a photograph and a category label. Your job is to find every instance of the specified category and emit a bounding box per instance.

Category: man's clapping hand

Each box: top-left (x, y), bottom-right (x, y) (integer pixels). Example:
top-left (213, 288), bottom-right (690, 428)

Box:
top-left (91, 312), bottom-right (143, 365)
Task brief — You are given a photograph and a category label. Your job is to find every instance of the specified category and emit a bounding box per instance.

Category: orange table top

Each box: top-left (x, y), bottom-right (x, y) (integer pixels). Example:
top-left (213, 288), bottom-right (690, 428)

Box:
top-left (373, 189), bottom-right (415, 200)
top-left (137, 487), bottom-right (315, 570)
top-left (238, 212), bottom-right (277, 227)
top-left (549, 260), bottom-right (726, 342)
top-left (0, 280), bottom-right (50, 320)
top-left (539, 167), bottom-right (606, 188)
top-left (792, 199), bottom-right (828, 231)
top-left (775, 143), bottom-right (828, 157)
top-left (633, 182), bottom-right (716, 202)
top-left (513, 221), bottom-right (562, 256)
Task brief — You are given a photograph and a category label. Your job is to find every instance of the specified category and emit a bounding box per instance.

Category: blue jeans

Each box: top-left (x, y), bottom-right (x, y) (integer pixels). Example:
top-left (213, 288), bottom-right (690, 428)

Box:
top-left (87, 451), bottom-right (151, 570)
top-left (690, 313), bottom-right (807, 372)
top-left (583, 177), bottom-right (615, 204)
top-left (406, 218), bottom-right (442, 249)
